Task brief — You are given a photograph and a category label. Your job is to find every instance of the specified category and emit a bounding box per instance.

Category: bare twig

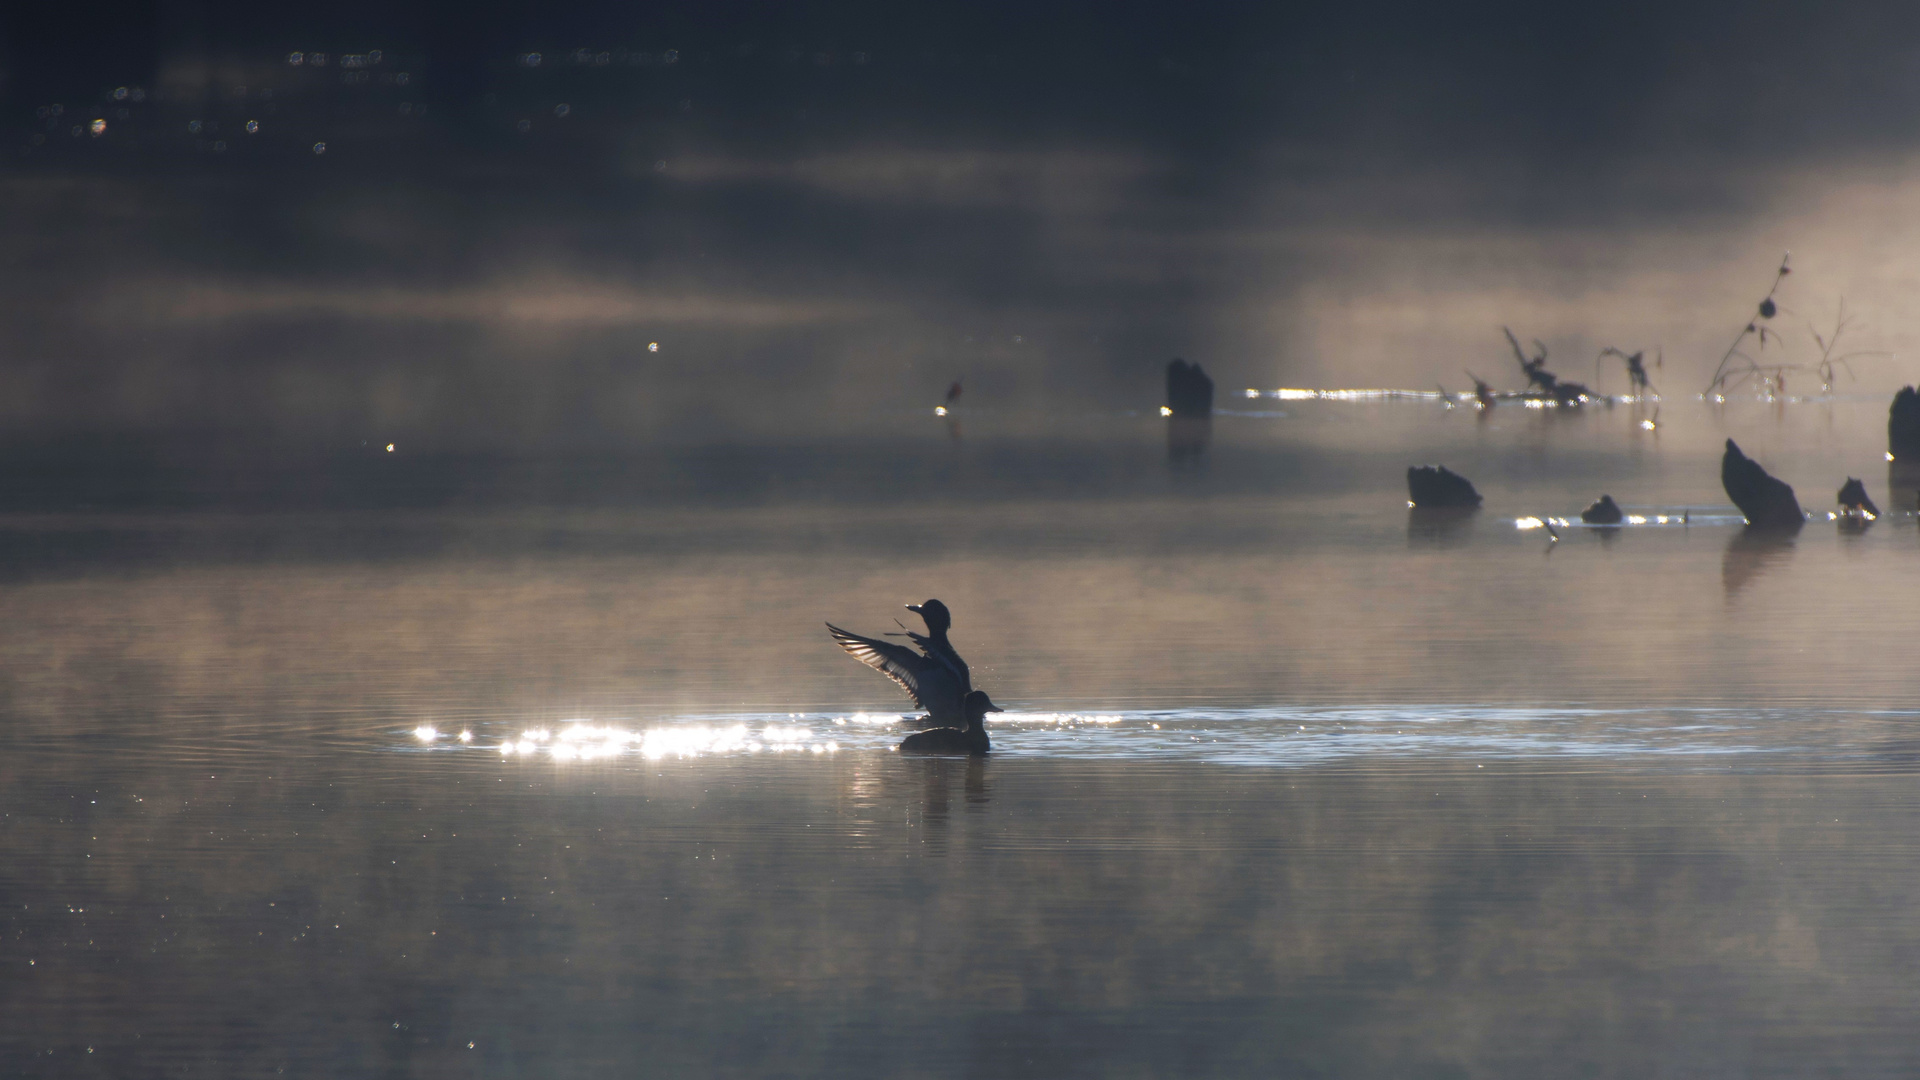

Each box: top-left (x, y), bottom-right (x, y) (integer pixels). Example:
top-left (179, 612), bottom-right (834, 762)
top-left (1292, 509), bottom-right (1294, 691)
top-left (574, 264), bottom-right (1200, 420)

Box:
top-left (1703, 253), bottom-right (1791, 396)
top-left (1805, 298), bottom-right (1892, 391)
top-left (1596, 346), bottom-right (1657, 396)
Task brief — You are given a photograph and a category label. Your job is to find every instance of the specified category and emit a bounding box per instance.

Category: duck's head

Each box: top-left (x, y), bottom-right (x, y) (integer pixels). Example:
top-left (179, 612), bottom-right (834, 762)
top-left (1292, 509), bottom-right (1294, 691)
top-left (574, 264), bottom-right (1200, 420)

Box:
top-left (964, 690), bottom-right (1003, 722)
top-left (906, 599), bottom-right (952, 633)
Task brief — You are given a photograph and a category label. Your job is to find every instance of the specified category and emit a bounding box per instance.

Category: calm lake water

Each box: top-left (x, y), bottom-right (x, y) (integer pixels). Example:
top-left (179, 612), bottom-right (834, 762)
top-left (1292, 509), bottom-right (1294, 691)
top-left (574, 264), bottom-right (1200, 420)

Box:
top-left (5, 396), bottom-right (1920, 1077)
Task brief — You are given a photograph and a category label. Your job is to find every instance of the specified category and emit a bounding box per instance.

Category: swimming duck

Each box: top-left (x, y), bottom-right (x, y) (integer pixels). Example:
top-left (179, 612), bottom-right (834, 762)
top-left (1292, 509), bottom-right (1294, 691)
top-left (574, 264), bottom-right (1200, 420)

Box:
top-left (899, 691), bottom-right (1001, 755)
top-left (827, 600), bottom-right (974, 726)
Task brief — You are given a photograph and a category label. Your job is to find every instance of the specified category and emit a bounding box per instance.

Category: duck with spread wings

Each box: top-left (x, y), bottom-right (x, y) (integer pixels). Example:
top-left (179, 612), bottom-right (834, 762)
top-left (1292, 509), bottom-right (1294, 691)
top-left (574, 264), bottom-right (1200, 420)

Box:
top-left (826, 599), bottom-right (974, 727)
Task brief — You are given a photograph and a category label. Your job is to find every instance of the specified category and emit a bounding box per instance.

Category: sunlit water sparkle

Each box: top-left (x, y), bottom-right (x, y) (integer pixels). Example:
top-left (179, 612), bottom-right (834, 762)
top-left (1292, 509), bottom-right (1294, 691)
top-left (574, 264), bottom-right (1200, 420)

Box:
top-left (398, 706), bottom-right (1920, 770)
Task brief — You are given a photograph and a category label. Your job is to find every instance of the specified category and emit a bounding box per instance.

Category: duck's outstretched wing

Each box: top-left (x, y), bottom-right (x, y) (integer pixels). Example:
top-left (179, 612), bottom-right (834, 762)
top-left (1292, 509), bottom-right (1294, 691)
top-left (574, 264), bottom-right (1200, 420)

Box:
top-left (827, 624), bottom-right (935, 709)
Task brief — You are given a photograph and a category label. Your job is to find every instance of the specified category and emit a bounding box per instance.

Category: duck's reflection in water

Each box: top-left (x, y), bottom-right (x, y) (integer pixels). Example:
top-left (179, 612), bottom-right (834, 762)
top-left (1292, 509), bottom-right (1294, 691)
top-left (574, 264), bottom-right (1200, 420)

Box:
top-left (1722, 527), bottom-right (1798, 596)
top-left (1890, 461), bottom-right (1920, 515)
top-left (914, 754), bottom-right (991, 828)
top-left (1407, 506), bottom-right (1477, 548)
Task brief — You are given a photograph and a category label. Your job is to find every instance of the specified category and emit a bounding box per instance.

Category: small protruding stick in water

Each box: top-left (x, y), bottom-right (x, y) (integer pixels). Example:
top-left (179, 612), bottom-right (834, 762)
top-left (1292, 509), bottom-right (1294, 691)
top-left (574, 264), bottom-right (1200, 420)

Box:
top-left (1598, 347), bottom-right (1656, 396)
top-left (1703, 253), bottom-right (1791, 396)
top-left (1504, 327), bottom-right (1558, 393)
top-left (1465, 370), bottom-right (1496, 408)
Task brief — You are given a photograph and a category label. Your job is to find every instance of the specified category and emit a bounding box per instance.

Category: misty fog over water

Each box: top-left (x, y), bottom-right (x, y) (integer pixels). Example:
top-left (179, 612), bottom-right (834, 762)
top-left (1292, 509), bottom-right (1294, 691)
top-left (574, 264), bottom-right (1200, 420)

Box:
top-left (12, 2), bottom-right (1920, 448)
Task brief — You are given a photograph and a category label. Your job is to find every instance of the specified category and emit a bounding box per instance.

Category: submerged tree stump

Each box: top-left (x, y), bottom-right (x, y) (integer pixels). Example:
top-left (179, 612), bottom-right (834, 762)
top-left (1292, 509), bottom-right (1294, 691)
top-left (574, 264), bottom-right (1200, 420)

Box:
top-left (1406, 465), bottom-right (1483, 508)
top-left (1890, 386), bottom-right (1920, 463)
top-left (1165, 358), bottom-right (1215, 418)
top-left (1837, 477), bottom-right (1880, 519)
top-left (1580, 494), bottom-right (1624, 524)
top-left (1721, 439), bottom-right (1803, 528)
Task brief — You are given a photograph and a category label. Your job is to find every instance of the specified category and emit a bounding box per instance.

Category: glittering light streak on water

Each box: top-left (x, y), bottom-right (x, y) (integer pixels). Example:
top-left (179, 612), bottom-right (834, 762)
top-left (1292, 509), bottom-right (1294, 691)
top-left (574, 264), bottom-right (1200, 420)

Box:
top-left (403, 707), bottom-right (1920, 770)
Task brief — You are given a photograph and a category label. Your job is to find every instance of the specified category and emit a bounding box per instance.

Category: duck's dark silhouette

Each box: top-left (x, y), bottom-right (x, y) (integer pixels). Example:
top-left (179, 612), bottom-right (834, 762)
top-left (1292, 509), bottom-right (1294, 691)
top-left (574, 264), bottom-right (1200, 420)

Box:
top-left (827, 600), bottom-right (973, 726)
top-left (899, 691), bottom-right (1001, 755)
top-left (904, 600), bottom-right (972, 694)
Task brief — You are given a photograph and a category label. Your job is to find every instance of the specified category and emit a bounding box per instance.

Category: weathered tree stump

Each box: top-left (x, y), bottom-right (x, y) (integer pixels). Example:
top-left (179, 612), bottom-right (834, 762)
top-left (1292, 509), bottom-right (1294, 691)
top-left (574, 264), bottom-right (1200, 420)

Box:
top-left (1407, 465), bottom-right (1483, 508)
top-left (1580, 494), bottom-right (1624, 524)
top-left (1165, 359), bottom-right (1214, 419)
top-left (1721, 439), bottom-right (1802, 528)
top-left (1890, 386), bottom-right (1920, 463)
top-left (1837, 477), bottom-right (1880, 519)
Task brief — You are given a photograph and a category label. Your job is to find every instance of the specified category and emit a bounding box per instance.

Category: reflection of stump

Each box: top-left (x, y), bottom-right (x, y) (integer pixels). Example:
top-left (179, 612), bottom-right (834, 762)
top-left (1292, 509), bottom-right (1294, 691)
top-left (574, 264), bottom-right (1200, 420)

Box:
top-left (1406, 465), bottom-right (1482, 508)
top-left (1720, 439), bottom-right (1802, 528)
top-left (1722, 528), bottom-right (1796, 595)
top-left (1889, 460), bottom-right (1920, 515)
top-left (1166, 359), bottom-right (1214, 418)
top-left (1580, 494), bottom-right (1624, 524)
top-left (1166, 415), bottom-right (1211, 464)
top-left (1890, 386), bottom-right (1920, 463)
top-left (1407, 507), bottom-right (1476, 547)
